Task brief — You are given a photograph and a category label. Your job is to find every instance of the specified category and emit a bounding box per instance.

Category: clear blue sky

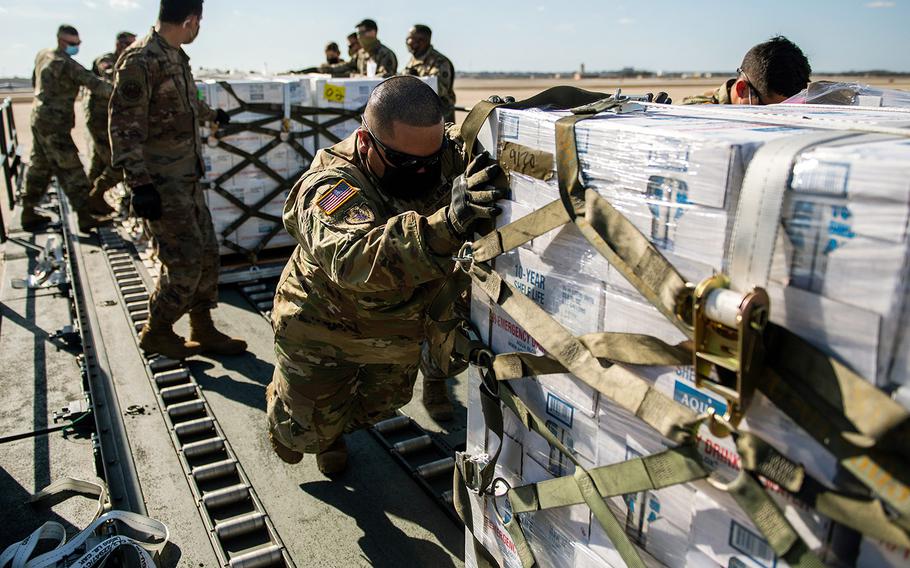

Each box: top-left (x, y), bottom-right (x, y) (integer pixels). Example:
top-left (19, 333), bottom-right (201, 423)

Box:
top-left (1, 0), bottom-right (907, 77)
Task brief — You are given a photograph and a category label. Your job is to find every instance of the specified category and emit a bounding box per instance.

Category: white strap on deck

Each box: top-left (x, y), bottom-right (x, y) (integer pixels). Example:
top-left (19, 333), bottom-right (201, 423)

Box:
top-left (0, 511), bottom-right (168, 568)
top-left (728, 131), bottom-right (860, 292)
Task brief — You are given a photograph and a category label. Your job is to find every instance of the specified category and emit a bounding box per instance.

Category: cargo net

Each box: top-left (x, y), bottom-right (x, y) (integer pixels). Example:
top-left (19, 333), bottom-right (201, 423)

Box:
top-left (201, 81), bottom-right (364, 262)
top-left (448, 89), bottom-right (910, 568)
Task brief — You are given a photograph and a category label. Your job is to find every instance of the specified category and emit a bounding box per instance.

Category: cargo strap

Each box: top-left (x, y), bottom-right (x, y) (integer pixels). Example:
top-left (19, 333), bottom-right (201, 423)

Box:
top-left (453, 86), bottom-right (910, 564)
top-left (0, 510), bottom-right (168, 568)
top-left (205, 81), bottom-right (365, 261)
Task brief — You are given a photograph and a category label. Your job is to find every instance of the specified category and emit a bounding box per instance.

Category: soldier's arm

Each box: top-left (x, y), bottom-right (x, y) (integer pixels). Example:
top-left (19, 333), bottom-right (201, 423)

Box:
top-left (109, 54), bottom-right (152, 187)
top-left (67, 58), bottom-right (112, 96)
top-left (192, 94), bottom-right (217, 123)
top-left (378, 51), bottom-right (398, 78)
top-left (294, 180), bottom-right (461, 293)
top-left (321, 59), bottom-right (356, 78)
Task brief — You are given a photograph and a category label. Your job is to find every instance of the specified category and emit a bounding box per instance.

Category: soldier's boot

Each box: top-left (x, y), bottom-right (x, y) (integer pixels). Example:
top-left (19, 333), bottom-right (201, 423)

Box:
top-left (189, 310), bottom-right (248, 356)
top-left (20, 208), bottom-right (54, 232)
top-left (76, 208), bottom-right (113, 234)
top-left (139, 319), bottom-right (202, 360)
top-left (265, 384), bottom-right (304, 464)
top-left (86, 188), bottom-right (115, 216)
top-left (422, 380), bottom-right (454, 421)
top-left (316, 437), bottom-right (348, 475)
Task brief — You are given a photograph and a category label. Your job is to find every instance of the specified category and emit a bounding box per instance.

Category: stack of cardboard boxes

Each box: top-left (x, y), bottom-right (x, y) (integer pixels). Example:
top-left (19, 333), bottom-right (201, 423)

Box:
top-left (196, 75), bottom-right (437, 256)
top-left (464, 102), bottom-right (910, 567)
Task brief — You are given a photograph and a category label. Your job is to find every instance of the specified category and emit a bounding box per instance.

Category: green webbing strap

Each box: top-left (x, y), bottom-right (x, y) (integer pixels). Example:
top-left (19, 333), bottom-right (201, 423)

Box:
top-left (471, 199), bottom-right (572, 262)
top-left (497, 382), bottom-right (647, 568)
top-left (471, 262), bottom-right (699, 444)
top-left (491, 332), bottom-right (688, 378)
top-left (460, 86), bottom-right (612, 161)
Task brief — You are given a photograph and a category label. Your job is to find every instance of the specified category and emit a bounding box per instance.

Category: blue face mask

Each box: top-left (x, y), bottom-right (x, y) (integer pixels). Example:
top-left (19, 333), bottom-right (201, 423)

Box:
top-left (64, 45), bottom-right (79, 56)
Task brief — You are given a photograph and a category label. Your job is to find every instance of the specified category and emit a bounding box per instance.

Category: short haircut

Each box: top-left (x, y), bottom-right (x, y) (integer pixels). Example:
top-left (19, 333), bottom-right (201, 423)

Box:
top-left (326, 42), bottom-right (340, 52)
top-left (159, 0), bottom-right (204, 24)
top-left (347, 32), bottom-right (358, 41)
top-left (412, 24), bottom-right (432, 39)
top-left (58, 24), bottom-right (79, 36)
top-left (740, 36), bottom-right (811, 99)
top-left (117, 31), bottom-right (136, 42)
top-left (365, 76), bottom-right (443, 139)
top-left (356, 19), bottom-right (378, 32)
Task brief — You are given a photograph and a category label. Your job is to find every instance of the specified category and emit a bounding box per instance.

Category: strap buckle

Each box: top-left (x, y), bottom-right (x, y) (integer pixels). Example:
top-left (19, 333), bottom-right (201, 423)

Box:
top-left (570, 89), bottom-right (645, 116)
top-left (693, 274), bottom-right (770, 428)
top-left (453, 242), bottom-right (475, 273)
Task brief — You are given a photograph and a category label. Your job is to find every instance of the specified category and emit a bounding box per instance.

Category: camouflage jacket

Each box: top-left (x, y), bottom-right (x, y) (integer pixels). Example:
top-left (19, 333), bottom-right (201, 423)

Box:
top-left (30, 48), bottom-right (111, 132)
top-left (682, 78), bottom-right (735, 105)
top-left (109, 29), bottom-right (216, 188)
top-left (325, 40), bottom-right (398, 78)
top-left (405, 46), bottom-right (456, 121)
top-left (85, 52), bottom-right (117, 134)
top-left (273, 127), bottom-right (467, 364)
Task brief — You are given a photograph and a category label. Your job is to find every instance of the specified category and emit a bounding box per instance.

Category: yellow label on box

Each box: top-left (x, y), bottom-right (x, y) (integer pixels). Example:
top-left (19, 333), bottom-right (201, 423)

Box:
top-left (323, 83), bottom-right (346, 104)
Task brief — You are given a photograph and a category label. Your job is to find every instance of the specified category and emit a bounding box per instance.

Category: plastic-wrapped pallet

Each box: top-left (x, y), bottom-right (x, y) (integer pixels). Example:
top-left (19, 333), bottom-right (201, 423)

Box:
top-left (464, 100), bottom-right (910, 567)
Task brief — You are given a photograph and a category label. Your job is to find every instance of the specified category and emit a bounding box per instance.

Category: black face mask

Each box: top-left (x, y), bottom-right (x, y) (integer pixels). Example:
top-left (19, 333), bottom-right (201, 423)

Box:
top-left (371, 160), bottom-right (443, 201)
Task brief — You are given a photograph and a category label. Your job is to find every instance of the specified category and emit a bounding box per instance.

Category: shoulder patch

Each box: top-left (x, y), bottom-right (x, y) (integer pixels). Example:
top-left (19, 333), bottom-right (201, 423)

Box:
top-left (119, 79), bottom-right (143, 102)
top-left (316, 179), bottom-right (359, 215)
top-left (344, 203), bottom-right (375, 225)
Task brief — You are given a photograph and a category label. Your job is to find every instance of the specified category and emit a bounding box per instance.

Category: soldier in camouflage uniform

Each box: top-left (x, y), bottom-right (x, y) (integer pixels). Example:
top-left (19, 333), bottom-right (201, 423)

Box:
top-left (267, 76), bottom-right (505, 474)
top-left (110, 0), bottom-right (246, 361)
top-left (321, 19), bottom-right (397, 78)
top-left (20, 25), bottom-right (113, 233)
top-left (83, 31), bottom-right (136, 215)
top-left (683, 36), bottom-right (811, 105)
top-left (405, 25), bottom-right (457, 124)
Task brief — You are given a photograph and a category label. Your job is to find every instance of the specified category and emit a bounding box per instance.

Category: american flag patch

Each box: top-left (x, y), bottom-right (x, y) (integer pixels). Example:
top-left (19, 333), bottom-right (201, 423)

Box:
top-left (316, 179), bottom-right (359, 215)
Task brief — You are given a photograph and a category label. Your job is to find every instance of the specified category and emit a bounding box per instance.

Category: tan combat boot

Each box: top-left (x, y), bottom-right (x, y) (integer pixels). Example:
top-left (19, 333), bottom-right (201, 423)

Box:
top-left (316, 437), bottom-right (348, 475)
top-left (422, 379), bottom-right (454, 421)
top-left (86, 188), bottom-right (115, 216)
top-left (77, 208), bottom-right (113, 234)
top-left (265, 383), bottom-right (303, 464)
top-left (189, 310), bottom-right (248, 355)
top-left (139, 318), bottom-right (202, 360)
top-left (20, 208), bottom-right (54, 232)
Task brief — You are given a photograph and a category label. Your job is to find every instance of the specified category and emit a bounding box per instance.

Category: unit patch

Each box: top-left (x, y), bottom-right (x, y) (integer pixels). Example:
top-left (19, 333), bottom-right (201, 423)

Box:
top-left (345, 203), bottom-right (375, 225)
top-left (119, 79), bottom-right (143, 102)
top-left (316, 179), bottom-right (359, 215)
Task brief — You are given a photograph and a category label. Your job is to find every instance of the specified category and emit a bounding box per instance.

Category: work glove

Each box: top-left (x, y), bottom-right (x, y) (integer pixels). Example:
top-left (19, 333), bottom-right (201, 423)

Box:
top-left (486, 95), bottom-right (516, 104)
top-left (644, 92), bottom-right (672, 104)
top-left (215, 108), bottom-right (231, 125)
top-left (130, 184), bottom-right (162, 221)
top-left (446, 151), bottom-right (507, 238)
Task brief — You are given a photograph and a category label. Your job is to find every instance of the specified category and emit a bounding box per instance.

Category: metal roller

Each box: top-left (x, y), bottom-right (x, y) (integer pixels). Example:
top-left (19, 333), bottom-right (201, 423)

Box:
top-left (154, 368), bottom-right (190, 387)
top-left (228, 545), bottom-right (284, 568)
top-left (393, 435), bottom-right (432, 454)
top-left (373, 415), bottom-right (410, 433)
top-left (122, 292), bottom-right (149, 304)
top-left (416, 457), bottom-right (455, 479)
top-left (120, 285), bottom-right (146, 296)
top-left (130, 310), bottom-right (150, 323)
top-left (215, 512), bottom-right (266, 540)
top-left (174, 416), bottom-right (215, 437)
top-left (160, 383), bottom-right (197, 401)
top-left (167, 399), bottom-right (205, 419)
top-left (148, 356), bottom-right (179, 373)
top-left (202, 484), bottom-right (250, 509)
top-left (182, 437), bottom-right (225, 458)
top-left (241, 283), bottom-right (268, 294)
top-left (191, 458), bottom-right (237, 482)
top-left (249, 292), bottom-right (273, 301)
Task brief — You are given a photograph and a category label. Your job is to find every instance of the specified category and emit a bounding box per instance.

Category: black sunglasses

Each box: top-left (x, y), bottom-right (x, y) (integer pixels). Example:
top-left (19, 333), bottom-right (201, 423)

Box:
top-left (361, 118), bottom-right (445, 169)
top-left (737, 67), bottom-right (765, 105)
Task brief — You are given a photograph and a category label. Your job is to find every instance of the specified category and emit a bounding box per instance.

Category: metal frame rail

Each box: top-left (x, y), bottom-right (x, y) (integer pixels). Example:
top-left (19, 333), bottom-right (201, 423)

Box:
top-left (1, 97), bottom-right (26, 242)
top-left (59, 193), bottom-right (146, 514)
top-left (96, 226), bottom-right (295, 568)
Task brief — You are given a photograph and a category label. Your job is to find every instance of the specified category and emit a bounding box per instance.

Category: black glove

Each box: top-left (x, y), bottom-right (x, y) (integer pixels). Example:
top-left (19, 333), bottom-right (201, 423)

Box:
top-left (215, 108), bottom-right (231, 125)
top-left (653, 92), bottom-right (672, 105)
top-left (130, 184), bottom-right (162, 221)
top-left (447, 152), bottom-right (507, 238)
top-left (486, 95), bottom-right (516, 104)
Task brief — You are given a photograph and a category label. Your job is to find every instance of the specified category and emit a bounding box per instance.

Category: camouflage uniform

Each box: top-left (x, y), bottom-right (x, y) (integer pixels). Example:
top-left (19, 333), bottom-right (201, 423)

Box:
top-left (109, 30), bottom-right (220, 325)
top-left (682, 78), bottom-right (735, 105)
top-left (85, 52), bottom-right (122, 195)
top-left (405, 46), bottom-right (456, 123)
top-left (269, 127), bottom-right (467, 454)
top-left (324, 40), bottom-right (398, 78)
top-left (22, 48), bottom-right (112, 214)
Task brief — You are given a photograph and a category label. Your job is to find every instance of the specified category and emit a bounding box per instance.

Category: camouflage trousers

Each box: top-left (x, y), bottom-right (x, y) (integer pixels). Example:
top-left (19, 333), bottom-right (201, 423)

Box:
top-left (146, 178), bottom-right (220, 325)
top-left (87, 122), bottom-right (123, 195)
top-left (22, 126), bottom-right (91, 212)
top-left (268, 356), bottom-right (418, 454)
